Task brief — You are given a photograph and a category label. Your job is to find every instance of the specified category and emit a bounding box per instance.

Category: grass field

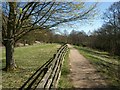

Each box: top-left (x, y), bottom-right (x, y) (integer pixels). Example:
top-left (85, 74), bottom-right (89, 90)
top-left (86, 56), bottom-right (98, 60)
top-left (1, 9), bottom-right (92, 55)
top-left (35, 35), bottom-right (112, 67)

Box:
top-left (75, 46), bottom-right (120, 89)
top-left (1, 43), bottom-right (61, 88)
top-left (58, 49), bottom-right (73, 88)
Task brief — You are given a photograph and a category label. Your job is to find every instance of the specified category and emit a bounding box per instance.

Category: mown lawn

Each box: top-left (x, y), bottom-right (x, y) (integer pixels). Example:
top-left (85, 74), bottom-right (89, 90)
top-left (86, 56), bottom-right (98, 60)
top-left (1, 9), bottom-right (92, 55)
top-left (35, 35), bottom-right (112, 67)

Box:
top-left (58, 49), bottom-right (73, 88)
top-left (1, 43), bottom-right (61, 88)
top-left (75, 46), bottom-right (120, 89)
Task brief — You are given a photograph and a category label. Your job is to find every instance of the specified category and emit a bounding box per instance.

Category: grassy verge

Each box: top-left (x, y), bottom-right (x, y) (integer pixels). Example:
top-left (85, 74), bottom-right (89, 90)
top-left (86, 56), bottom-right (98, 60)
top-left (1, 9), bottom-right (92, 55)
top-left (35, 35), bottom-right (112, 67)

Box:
top-left (75, 46), bottom-right (120, 89)
top-left (1, 43), bottom-right (61, 88)
top-left (58, 49), bottom-right (73, 88)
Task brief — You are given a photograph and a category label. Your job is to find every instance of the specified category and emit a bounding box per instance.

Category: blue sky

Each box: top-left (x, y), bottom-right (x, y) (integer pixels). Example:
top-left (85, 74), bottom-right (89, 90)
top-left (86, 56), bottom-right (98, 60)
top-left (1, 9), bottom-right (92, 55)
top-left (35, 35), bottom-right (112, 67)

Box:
top-left (55, 2), bottom-right (114, 35)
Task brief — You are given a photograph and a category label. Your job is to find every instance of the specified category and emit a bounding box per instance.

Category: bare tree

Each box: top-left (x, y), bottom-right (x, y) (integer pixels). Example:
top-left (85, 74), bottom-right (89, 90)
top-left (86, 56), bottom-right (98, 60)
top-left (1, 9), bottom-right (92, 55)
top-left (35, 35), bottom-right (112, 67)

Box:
top-left (2, 2), bottom-right (97, 71)
top-left (68, 30), bottom-right (87, 46)
top-left (103, 1), bottom-right (120, 55)
top-left (104, 1), bottom-right (120, 30)
top-left (88, 2), bottom-right (120, 55)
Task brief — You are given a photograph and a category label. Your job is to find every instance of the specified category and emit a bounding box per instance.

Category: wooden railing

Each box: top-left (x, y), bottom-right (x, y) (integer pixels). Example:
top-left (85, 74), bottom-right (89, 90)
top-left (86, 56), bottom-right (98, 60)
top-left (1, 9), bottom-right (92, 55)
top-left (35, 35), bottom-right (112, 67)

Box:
top-left (20, 44), bottom-right (68, 90)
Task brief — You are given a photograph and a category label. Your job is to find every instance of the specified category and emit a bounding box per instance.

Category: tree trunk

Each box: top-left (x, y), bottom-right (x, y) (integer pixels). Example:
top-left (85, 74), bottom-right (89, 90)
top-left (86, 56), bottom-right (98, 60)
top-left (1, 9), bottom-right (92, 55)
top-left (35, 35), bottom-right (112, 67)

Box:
top-left (5, 39), bottom-right (17, 71)
top-left (23, 40), bottom-right (26, 46)
top-left (3, 2), bottom-right (17, 71)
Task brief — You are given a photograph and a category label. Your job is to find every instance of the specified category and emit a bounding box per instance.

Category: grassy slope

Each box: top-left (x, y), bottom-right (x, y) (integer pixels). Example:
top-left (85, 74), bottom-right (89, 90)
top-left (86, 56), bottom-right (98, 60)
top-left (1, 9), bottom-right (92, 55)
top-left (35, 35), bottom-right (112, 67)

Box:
top-left (75, 46), bottom-right (120, 89)
top-left (1, 43), bottom-right (60, 88)
top-left (58, 49), bottom-right (73, 88)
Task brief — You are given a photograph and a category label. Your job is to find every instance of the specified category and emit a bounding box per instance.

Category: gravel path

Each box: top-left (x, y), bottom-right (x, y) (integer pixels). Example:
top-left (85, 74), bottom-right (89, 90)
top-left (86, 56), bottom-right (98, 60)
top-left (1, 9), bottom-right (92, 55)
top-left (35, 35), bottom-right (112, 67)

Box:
top-left (68, 44), bottom-right (107, 88)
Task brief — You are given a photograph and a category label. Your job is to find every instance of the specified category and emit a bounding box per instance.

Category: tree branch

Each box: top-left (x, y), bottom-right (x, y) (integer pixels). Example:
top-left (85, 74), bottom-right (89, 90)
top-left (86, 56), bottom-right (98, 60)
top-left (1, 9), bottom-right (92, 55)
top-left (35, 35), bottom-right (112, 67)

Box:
top-left (48, 3), bottom-right (97, 28)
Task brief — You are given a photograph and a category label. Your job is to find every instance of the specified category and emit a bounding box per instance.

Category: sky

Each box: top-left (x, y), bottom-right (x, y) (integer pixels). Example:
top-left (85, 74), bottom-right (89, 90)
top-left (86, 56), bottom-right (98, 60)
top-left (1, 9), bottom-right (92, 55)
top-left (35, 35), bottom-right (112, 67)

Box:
top-left (1, 1), bottom-right (116, 35)
top-left (55, 2), bottom-right (115, 35)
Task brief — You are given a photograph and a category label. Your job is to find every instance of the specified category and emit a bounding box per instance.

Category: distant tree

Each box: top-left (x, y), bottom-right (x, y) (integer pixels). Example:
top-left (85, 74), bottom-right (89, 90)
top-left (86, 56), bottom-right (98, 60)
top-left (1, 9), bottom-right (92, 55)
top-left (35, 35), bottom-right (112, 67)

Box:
top-left (68, 30), bottom-right (87, 46)
top-left (18, 28), bottom-right (54, 45)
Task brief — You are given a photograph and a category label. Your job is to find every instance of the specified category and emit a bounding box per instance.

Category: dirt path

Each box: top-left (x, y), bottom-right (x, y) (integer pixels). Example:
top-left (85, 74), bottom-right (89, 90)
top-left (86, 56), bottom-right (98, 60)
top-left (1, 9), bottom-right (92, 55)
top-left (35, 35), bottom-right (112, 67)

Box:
top-left (68, 44), bottom-right (107, 88)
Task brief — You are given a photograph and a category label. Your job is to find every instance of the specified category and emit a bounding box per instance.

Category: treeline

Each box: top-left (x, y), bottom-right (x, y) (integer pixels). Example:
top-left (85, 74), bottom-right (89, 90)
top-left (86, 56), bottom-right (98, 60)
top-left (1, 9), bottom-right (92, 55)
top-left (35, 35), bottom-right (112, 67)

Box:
top-left (17, 2), bottom-right (120, 56)
top-left (17, 28), bottom-right (67, 45)
top-left (88, 2), bottom-right (120, 55)
top-left (67, 2), bottom-right (120, 56)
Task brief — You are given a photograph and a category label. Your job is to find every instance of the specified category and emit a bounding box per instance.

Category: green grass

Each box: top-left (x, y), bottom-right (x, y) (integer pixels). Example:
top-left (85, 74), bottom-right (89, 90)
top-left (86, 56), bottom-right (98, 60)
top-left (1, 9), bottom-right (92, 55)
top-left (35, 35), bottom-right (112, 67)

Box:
top-left (75, 46), bottom-right (120, 89)
top-left (1, 43), bottom-right (61, 88)
top-left (58, 49), bottom-right (73, 88)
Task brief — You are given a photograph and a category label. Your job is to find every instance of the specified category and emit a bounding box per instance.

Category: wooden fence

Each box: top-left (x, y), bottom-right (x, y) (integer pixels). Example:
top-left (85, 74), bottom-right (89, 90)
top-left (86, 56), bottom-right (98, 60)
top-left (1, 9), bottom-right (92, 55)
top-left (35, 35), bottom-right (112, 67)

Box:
top-left (20, 44), bottom-right (68, 90)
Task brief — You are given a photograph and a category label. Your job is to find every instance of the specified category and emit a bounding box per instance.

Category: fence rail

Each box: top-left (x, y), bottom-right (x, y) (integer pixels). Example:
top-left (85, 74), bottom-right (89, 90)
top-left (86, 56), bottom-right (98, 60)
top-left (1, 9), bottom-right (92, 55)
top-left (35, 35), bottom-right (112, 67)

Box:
top-left (20, 44), bottom-right (68, 90)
